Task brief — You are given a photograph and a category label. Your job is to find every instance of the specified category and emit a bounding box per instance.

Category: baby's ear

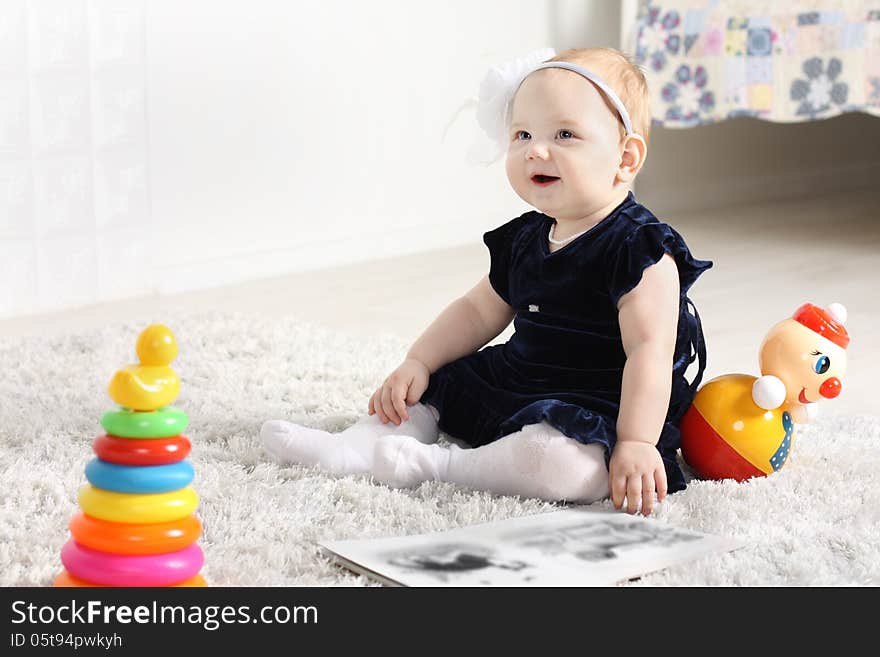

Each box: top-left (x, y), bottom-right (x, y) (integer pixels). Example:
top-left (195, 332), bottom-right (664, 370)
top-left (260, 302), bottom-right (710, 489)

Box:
top-left (617, 134), bottom-right (647, 183)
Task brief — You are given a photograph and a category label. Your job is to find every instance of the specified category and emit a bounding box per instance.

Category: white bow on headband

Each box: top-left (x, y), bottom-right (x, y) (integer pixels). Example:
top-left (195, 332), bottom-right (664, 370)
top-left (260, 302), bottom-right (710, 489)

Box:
top-left (472, 47), bottom-right (558, 163)
top-left (445, 47), bottom-right (637, 165)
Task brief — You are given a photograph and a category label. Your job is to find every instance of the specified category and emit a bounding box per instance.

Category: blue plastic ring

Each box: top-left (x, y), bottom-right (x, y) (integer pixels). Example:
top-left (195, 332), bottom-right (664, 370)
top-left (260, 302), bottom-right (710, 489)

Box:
top-left (85, 458), bottom-right (195, 494)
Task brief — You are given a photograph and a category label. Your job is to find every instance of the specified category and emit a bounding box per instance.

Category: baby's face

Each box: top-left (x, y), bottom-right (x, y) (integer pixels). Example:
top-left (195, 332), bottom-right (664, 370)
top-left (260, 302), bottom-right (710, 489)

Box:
top-left (505, 68), bottom-right (626, 221)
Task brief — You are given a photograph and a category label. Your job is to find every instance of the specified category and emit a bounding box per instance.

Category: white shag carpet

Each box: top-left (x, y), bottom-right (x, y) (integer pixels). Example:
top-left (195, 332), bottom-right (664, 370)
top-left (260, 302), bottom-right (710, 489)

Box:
top-left (1, 312), bottom-right (878, 587)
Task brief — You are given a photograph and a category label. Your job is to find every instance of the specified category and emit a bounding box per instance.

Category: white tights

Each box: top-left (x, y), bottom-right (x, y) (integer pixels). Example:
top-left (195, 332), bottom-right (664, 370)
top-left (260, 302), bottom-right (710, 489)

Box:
top-left (261, 403), bottom-right (609, 504)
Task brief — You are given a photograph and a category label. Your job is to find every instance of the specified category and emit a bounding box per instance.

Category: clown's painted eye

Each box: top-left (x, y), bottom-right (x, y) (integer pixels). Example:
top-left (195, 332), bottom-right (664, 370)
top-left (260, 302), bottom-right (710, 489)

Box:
top-left (814, 355), bottom-right (830, 374)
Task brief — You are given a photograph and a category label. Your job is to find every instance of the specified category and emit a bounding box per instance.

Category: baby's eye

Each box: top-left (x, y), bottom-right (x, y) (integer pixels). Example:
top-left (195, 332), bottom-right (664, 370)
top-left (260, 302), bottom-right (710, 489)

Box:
top-left (557, 129), bottom-right (574, 139)
top-left (813, 354), bottom-right (830, 374)
top-left (514, 130), bottom-right (531, 141)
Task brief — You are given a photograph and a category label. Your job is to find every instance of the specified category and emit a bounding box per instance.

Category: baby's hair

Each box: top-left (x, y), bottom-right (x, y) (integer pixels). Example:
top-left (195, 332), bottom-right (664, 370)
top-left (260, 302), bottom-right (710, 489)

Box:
top-left (548, 47), bottom-right (652, 148)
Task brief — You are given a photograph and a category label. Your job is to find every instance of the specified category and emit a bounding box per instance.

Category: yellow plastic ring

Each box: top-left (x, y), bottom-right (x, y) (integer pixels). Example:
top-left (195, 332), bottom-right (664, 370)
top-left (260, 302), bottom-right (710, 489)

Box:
top-left (78, 484), bottom-right (199, 524)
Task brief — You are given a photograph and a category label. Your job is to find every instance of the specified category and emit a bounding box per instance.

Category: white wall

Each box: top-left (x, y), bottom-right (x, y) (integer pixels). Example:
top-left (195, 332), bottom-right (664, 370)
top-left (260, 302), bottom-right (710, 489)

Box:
top-left (1, 0), bottom-right (150, 317)
top-left (636, 112), bottom-right (880, 218)
top-left (147, 0), bottom-right (564, 295)
top-left (1, 0), bottom-right (566, 317)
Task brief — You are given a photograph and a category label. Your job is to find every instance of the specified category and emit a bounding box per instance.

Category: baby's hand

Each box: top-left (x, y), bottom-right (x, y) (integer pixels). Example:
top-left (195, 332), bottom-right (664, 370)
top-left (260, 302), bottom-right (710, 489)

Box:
top-left (368, 358), bottom-right (431, 426)
top-left (609, 441), bottom-right (667, 516)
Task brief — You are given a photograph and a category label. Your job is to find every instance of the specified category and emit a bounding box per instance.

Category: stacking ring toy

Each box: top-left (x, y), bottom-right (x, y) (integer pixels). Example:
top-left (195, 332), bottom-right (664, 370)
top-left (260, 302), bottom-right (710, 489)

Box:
top-left (93, 434), bottom-right (191, 466)
top-left (54, 570), bottom-right (207, 587)
top-left (78, 484), bottom-right (198, 524)
top-left (69, 512), bottom-right (201, 555)
top-left (85, 458), bottom-right (194, 494)
top-left (61, 541), bottom-right (204, 587)
top-left (100, 406), bottom-right (189, 439)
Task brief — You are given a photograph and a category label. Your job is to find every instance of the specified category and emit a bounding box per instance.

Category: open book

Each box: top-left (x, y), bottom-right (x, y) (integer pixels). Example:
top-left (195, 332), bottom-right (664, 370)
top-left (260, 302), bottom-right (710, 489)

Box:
top-left (319, 507), bottom-right (742, 586)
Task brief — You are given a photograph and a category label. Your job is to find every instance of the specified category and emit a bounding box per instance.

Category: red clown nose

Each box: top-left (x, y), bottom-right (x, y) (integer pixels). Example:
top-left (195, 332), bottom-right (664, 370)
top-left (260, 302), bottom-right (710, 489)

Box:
top-left (820, 377), bottom-right (842, 399)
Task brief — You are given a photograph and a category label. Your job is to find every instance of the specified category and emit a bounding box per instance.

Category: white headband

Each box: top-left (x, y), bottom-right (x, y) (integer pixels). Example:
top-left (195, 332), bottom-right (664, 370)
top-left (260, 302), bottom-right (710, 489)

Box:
top-left (523, 61), bottom-right (634, 135)
top-left (451, 48), bottom-right (639, 165)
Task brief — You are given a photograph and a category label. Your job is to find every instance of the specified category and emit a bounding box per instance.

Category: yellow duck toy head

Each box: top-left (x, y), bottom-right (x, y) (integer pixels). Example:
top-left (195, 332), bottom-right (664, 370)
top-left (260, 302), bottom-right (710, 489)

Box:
top-left (108, 324), bottom-right (181, 411)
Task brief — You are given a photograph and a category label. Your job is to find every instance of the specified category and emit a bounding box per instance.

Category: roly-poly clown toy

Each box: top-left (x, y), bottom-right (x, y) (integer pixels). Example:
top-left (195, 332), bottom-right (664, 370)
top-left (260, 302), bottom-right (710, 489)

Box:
top-left (680, 302), bottom-right (850, 482)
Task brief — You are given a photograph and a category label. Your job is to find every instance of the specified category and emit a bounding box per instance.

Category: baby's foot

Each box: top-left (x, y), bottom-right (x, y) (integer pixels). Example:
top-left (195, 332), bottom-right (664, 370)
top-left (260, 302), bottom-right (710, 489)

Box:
top-left (372, 435), bottom-right (450, 489)
top-left (261, 420), bottom-right (353, 475)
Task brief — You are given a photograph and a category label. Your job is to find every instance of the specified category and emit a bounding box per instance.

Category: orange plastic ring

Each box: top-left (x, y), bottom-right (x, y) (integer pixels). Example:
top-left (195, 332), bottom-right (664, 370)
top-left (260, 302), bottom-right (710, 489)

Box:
top-left (54, 570), bottom-right (207, 587)
top-left (68, 512), bottom-right (202, 555)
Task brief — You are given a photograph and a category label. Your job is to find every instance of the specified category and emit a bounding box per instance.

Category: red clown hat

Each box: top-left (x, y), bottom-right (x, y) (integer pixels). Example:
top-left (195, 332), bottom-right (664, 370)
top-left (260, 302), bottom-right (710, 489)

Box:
top-left (792, 303), bottom-right (850, 349)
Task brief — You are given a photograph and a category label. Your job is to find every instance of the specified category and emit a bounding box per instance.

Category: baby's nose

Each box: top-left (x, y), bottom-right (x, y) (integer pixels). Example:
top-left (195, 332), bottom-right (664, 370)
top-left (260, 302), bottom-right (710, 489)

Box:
top-left (526, 144), bottom-right (550, 159)
top-left (819, 377), bottom-right (842, 399)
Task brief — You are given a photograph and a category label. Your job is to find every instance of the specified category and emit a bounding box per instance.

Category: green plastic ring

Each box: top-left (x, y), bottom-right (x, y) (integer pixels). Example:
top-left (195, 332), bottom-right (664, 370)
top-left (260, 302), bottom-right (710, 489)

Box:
top-left (100, 406), bottom-right (189, 439)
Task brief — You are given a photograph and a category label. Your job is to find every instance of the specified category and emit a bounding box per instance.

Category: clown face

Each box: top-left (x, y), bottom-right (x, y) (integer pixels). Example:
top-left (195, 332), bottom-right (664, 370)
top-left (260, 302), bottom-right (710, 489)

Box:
top-left (759, 319), bottom-right (847, 406)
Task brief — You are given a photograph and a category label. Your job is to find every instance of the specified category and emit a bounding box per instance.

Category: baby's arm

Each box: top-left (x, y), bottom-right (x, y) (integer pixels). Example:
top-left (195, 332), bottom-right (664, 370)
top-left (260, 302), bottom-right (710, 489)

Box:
top-left (370, 276), bottom-right (515, 424)
top-left (611, 253), bottom-right (680, 515)
top-left (408, 275), bottom-right (514, 373)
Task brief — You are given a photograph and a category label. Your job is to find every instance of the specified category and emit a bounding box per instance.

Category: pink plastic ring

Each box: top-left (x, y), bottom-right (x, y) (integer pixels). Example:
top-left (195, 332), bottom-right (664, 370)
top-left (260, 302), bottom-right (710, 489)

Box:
top-left (60, 540), bottom-right (204, 587)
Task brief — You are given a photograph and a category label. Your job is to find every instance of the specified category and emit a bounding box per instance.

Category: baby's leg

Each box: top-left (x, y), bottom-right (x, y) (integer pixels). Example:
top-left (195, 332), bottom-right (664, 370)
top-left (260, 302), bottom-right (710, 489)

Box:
top-left (373, 422), bottom-right (609, 504)
top-left (261, 403), bottom-right (439, 476)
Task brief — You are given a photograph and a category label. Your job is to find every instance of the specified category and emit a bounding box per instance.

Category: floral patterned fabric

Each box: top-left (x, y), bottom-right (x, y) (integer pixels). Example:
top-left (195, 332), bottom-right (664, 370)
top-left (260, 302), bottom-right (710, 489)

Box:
top-left (629, 0), bottom-right (880, 126)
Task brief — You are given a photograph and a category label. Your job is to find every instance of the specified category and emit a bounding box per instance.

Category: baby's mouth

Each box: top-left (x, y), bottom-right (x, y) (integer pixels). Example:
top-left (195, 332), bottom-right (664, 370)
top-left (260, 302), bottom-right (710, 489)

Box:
top-left (531, 174), bottom-right (560, 187)
top-left (798, 388), bottom-right (811, 404)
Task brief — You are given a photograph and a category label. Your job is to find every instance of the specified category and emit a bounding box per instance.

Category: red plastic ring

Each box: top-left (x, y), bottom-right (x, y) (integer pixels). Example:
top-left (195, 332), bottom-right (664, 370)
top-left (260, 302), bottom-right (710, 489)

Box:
top-left (92, 434), bottom-right (191, 466)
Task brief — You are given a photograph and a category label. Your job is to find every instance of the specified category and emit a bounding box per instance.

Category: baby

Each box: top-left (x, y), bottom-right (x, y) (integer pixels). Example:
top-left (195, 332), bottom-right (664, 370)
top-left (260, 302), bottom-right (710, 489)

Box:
top-left (262, 47), bottom-right (712, 516)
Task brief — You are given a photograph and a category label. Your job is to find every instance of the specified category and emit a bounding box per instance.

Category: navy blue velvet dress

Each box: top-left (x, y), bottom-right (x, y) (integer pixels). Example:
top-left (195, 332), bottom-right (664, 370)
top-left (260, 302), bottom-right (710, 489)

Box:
top-left (420, 191), bottom-right (712, 493)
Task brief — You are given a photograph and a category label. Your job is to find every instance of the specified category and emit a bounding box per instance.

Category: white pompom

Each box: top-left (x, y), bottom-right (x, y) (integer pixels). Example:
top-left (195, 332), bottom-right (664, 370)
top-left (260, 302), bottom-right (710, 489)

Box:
top-left (827, 302), bottom-right (847, 325)
top-left (752, 375), bottom-right (787, 410)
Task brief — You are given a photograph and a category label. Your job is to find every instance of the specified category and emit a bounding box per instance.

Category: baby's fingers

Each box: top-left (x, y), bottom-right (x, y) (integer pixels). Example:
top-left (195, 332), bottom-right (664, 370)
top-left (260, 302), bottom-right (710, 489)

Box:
top-left (381, 384), bottom-right (400, 425)
top-left (641, 474), bottom-right (655, 516)
top-left (392, 379), bottom-right (410, 423)
top-left (371, 389), bottom-right (388, 424)
top-left (626, 476), bottom-right (642, 515)
top-left (392, 384), bottom-right (409, 422)
top-left (655, 464), bottom-right (668, 504)
top-left (610, 474), bottom-right (627, 510)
